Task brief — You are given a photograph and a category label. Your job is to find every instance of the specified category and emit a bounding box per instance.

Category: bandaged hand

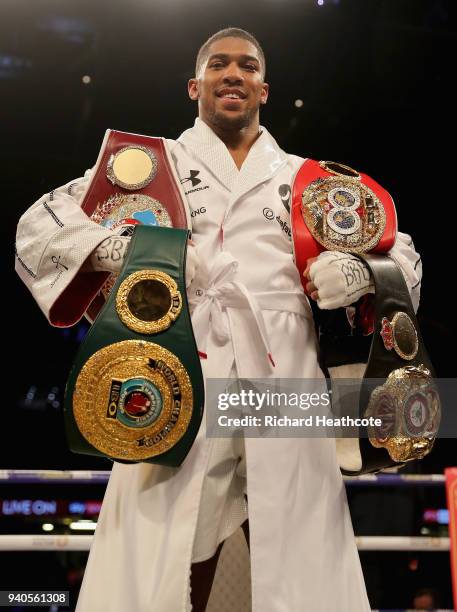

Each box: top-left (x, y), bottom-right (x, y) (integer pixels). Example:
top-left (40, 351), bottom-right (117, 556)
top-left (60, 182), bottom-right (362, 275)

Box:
top-left (90, 235), bottom-right (200, 287)
top-left (90, 235), bottom-right (130, 274)
top-left (305, 251), bottom-right (374, 310)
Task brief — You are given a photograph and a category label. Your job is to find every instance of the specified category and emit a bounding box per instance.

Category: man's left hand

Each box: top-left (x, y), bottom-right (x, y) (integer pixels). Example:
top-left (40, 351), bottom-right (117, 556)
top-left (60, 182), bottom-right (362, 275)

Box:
top-left (303, 251), bottom-right (374, 310)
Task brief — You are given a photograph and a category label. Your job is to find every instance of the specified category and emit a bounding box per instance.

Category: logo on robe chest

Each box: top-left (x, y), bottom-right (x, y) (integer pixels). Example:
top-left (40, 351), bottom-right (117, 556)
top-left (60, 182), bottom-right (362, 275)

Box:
top-left (180, 170), bottom-right (201, 188)
top-left (180, 170), bottom-right (209, 195)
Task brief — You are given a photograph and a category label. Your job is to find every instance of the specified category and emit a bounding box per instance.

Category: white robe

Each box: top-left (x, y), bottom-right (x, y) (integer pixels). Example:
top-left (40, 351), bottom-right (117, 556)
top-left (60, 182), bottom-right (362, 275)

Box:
top-left (15, 118), bottom-right (422, 611)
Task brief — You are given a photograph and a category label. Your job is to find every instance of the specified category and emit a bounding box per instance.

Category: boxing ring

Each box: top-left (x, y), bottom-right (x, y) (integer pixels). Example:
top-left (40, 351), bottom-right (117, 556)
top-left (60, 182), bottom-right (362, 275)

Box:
top-left (0, 470), bottom-right (453, 611)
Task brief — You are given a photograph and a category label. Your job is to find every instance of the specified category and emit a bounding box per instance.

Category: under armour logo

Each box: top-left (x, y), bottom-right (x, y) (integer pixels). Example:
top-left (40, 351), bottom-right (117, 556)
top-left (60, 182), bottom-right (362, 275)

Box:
top-left (180, 170), bottom-right (201, 188)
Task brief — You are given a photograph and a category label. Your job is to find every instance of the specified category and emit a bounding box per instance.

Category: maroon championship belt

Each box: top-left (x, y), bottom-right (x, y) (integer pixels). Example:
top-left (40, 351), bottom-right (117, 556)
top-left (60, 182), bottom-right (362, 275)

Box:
top-left (80, 129), bottom-right (191, 321)
top-left (63, 131), bottom-right (205, 467)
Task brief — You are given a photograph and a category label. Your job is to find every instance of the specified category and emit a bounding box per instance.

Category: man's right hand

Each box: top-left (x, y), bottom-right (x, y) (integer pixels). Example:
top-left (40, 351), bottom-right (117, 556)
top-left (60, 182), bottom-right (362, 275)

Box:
top-left (90, 235), bottom-right (130, 274)
top-left (90, 235), bottom-right (200, 287)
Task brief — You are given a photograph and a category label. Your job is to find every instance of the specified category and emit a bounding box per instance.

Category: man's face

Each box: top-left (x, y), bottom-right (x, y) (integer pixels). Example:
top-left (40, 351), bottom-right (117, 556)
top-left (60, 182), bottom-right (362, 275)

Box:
top-left (188, 37), bottom-right (269, 132)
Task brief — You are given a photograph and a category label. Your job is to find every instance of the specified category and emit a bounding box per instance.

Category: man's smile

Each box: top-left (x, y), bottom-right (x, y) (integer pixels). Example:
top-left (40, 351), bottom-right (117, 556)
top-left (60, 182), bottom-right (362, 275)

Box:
top-left (216, 87), bottom-right (247, 100)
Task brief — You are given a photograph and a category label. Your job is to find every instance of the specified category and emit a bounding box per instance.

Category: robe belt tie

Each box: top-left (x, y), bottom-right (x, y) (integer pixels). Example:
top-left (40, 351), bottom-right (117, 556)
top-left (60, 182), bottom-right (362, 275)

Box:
top-left (188, 252), bottom-right (311, 368)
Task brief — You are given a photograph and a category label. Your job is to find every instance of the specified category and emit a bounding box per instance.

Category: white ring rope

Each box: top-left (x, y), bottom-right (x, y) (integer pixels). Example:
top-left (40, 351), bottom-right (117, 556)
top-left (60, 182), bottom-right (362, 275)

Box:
top-left (0, 469), bottom-right (111, 483)
top-left (0, 470), bottom-right (446, 485)
top-left (356, 536), bottom-right (450, 551)
top-left (0, 472), bottom-right (450, 551)
top-left (0, 535), bottom-right (450, 552)
top-left (0, 535), bottom-right (92, 551)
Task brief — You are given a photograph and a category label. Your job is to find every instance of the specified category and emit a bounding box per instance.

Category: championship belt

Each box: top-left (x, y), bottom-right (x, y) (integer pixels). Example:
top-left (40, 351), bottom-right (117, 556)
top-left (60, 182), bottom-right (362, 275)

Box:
top-left (291, 159), bottom-right (396, 292)
top-left (64, 225), bottom-right (204, 466)
top-left (291, 160), bottom-right (441, 474)
top-left (348, 253), bottom-right (440, 474)
top-left (80, 129), bottom-right (191, 321)
top-left (64, 131), bottom-right (203, 467)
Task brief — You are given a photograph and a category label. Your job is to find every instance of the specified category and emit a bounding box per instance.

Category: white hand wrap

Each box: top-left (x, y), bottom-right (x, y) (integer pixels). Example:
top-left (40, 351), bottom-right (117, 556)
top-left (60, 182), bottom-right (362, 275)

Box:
top-left (309, 251), bottom-right (374, 310)
top-left (90, 236), bottom-right (200, 288)
top-left (90, 235), bottom-right (130, 274)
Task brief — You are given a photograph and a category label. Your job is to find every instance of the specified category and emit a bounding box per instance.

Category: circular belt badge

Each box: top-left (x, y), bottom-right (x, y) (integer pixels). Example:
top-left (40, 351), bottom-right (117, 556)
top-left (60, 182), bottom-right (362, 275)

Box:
top-left (327, 208), bottom-right (361, 235)
top-left (301, 161), bottom-right (386, 253)
top-left (327, 186), bottom-right (360, 210)
top-left (364, 364), bottom-right (440, 463)
top-left (73, 340), bottom-right (193, 461)
top-left (403, 391), bottom-right (431, 437)
top-left (116, 269), bottom-right (182, 335)
top-left (106, 145), bottom-right (158, 190)
top-left (116, 377), bottom-right (164, 428)
top-left (380, 312), bottom-right (418, 361)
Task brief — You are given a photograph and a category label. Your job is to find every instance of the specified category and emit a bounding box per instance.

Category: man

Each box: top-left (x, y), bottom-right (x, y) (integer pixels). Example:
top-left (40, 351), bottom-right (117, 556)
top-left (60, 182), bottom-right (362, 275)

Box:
top-left (15, 28), bottom-right (421, 611)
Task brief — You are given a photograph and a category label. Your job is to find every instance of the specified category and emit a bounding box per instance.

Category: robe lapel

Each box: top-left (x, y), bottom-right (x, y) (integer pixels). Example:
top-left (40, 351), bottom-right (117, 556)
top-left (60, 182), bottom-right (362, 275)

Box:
top-left (177, 118), bottom-right (289, 205)
top-left (229, 128), bottom-right (288, 207)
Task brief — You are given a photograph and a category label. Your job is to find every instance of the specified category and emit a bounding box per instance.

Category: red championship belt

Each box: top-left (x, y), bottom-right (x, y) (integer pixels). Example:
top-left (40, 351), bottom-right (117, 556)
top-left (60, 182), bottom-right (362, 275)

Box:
top-left (291, 159), bottom-right (397, 293)
top-left (80, 130), bottom-right (191, 321)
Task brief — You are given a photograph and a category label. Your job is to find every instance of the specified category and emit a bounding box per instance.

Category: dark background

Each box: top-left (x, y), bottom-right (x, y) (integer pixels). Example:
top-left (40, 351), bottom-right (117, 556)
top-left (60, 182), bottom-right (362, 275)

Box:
top-left (1, 0), bottom-right (455, 608)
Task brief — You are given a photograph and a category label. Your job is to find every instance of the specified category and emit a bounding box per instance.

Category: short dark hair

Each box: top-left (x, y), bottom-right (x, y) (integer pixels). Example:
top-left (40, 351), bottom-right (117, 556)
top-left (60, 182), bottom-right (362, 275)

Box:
top-left (195, 28), bottom-right (266, 78)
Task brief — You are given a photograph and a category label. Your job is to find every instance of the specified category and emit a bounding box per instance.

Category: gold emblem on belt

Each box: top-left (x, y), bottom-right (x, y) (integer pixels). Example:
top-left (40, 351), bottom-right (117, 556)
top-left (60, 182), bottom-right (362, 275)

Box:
top-left (301, 166), bottom-right (386, 253)
top-left (106, 145), bottom-right (158, 190)
top-left (365, 365), bottom-right (440, 463)
top-left (73, 340), bottom-right (193, 461)
top-left (116, 270), bottom-right (182, 335)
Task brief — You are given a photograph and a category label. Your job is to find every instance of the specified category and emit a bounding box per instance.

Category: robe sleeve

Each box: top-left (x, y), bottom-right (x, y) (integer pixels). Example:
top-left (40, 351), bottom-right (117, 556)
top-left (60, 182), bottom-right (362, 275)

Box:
top-left (15, 169), bottom-right (114, 327)
top-left (387, 230), bottom-right (422, 313)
